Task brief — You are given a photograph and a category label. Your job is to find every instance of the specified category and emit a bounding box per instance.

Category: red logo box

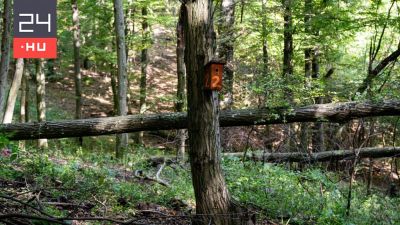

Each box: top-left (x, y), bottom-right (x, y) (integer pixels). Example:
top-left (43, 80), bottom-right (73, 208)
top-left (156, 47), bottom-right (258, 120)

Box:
top-left (14, 38), bottom-right (57, 58)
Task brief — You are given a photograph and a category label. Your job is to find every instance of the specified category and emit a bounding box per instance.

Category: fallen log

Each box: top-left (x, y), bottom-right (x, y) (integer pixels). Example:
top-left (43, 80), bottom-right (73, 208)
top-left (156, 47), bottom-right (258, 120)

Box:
top-left (223, 147), bottom-right (400, 163)
top-left (1, 100), bottom-right (400, 140)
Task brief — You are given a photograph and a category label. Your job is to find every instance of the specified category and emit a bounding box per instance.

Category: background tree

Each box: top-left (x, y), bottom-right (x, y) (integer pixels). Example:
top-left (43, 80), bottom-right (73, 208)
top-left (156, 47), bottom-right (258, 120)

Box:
top-left (0, 0), bottom-right (12, 122)
top-left (3, 59), bottom-right (24, 124)
top-left (35, 59), bottom-right (48, 148)
top-left (138, 4), bottom-right (149, 145)
top-left (219, 0), bottom-right (235, 109)
top-left (71, 0), bottom-right (83, 145)
top-left (71, 0), bottom-right (83, 120)
top-left (113, 0), bottom-right (129, 158)
top-left (176, 4), bottom-right (186, 160)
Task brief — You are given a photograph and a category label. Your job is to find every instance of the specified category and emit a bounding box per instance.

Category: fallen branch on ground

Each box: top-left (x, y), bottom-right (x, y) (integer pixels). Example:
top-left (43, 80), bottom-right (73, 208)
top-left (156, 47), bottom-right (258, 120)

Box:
top-left (223, 147), bottom-right (400, 163)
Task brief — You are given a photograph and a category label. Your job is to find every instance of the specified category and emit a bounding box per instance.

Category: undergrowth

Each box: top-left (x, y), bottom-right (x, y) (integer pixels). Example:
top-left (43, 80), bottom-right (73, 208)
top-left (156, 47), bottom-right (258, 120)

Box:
top-left (0, 139), bottom-right (399, 225)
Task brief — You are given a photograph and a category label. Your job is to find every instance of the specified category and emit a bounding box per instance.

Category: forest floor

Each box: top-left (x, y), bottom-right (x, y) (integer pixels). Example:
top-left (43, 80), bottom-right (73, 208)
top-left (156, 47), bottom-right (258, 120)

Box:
top-left (1, 145), bottom-right (399, 225)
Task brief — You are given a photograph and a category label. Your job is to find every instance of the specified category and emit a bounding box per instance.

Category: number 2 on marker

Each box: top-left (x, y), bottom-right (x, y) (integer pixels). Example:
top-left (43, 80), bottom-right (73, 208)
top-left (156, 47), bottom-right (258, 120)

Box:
top-left (211, 75), bottom-right (221, 89)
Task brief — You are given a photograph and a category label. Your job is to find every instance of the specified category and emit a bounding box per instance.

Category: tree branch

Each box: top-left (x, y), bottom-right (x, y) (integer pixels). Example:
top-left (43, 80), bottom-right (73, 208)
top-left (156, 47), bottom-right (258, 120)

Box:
top-left (224, 147), bottom-right (400, 163)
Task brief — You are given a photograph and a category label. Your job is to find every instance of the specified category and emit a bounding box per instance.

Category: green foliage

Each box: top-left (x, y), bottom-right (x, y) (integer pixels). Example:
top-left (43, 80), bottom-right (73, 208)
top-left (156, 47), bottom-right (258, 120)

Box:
top-left (223, 158), bottom-right (400, 224)
top-left (230, 0), bottom-right (399, 108)
top-left (2, 140), bottom-right (399, 225)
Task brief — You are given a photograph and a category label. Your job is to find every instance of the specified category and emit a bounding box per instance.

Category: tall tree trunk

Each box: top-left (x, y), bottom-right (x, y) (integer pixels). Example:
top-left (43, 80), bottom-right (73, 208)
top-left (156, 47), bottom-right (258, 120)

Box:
top-left (110, 64), bottom-right (119, 116)
top-left (176, 4), bottom-right (186, 160)
top-left (282, 0), bottom-right (294, 150)
top-left (71, 0), bottom-right (83, 120)
top-left (21, 62), bottom-right (30, 123)
top-left (0, 0), bottom-right (12, 122)
top-left (183, 1), bottom-right (252, 224)
top-left (261, 0), bottom-right (269, 79)
top-left (303, 0), bottom-right (312, 87)
top-left (138, 6), bottom-right (149, 145)
top-left (3, 59), bottom-right (24, 124)
top-left (113, 0), bottom-right (129, 158)
top-left (261, 0), bottom-right (272, 149)
top-left (300, 0), bottom-right (312, 151)
top-left (71, 0), bottom-right (83, 145)
top-left (124, 0), bottom-right (134, 61)
top-left (219, 0), bottom-right (235, 109)
top-left (311, 48), bottom-right (325, 152)
top-left (282, 0), bottom-right (293, 84)
top-left (124, 0), bottom-right (135, 114)
top-left (19, 60), bottom-right (28, 150)
top-left (35, 59), bottom-right (48, 148)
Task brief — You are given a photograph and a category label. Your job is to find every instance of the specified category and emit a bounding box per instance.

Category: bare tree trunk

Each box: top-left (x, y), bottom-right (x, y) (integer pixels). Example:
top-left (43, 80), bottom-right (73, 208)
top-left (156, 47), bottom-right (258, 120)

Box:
top-left (71, 0), bottom-right (83, 145)
top-left (124, 0), bottom-right (135, 61)
top-left (282, 0), bottom-right (293, 91)
top-left (219, 0), bottom-right (235, 109)
top-left (0, 0), bottom-right (12, 122)
top-left (110, 64), bottom-right (119, 116)
top-left (312, 48), bottom-right (325, 152)
top-left (138, 6), bottom-right (149, 145)
top-left (19, 60), bottom-right (28, 150)
top-left (261, 0), bottom-right (269, 78)
top-left (113, 0), bottom-right (129, 158)
top-left (176, 5), bottom-right (186, 160)
top-left (261, 0), bottom-right (272, 150)
top-left (183, 1), bottom-right (252, 224)
top-left (282, 0), bottom-right (294, 151)
top-left (71, 0), bottom-right (83, 120)
top-left (3, 59), bottom-right (24, 124)
top-left (300, 0), bottom-right (312, 151)
top-left (125, 0), bottom-right (135, 115)
top-left (35, 59), bottom-right (48, 148)
top-left (22, 63), bottom-right (30, 123)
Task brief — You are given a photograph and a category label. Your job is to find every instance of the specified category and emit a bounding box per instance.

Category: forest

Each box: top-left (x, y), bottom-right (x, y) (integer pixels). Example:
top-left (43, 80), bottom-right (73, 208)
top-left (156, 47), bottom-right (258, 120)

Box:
top-left (0, 0), bottom-right (400, 224)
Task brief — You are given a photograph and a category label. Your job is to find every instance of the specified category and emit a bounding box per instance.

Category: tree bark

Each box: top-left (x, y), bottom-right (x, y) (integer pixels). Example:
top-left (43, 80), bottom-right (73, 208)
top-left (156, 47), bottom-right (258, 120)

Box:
top-left (304, 0), bottom-right (312, 87)
top-left (113, 0), bottom-right (129, 158)
top-left (124, 0), bottom-right (135, 114)
top-left (35, 59), bottom-right (48, 148)
top-left (224, 147), bottom-right (400, 163)
top-left (282, 0), bottom-right (294, 151)
top-left (71, 0), bottom-right (83, 121)
top-left (311, 48), bottom-right (325, 152)
top-left (110, 64), bottom-right (119, 116)
top-left (219, 0), bottom-right (235, 109)
top-left (183, 1), bottom-right (252, 224)
top-left (138, 6), bottom-right (149, 145)
top-left (282, 0), bottom-right (293, 87)
top-left (2, 100), bottom-right (400, 141)
top-left (0, 0), bottom-right (12, 122)
top-left (3, 59), bottom-right (25, 124)
top-left (300, 0), bottom-right (312, 151)
top-left (261, 0), bottom-right (269, 79)
top-left (19, 61), bottom-right (28, 150)
top-left (176, 4), bottom-right (186, 160)
top-left (71, 0), bottom-right (83, 145)
top-left (21, 62), bottom-right (30, 123)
